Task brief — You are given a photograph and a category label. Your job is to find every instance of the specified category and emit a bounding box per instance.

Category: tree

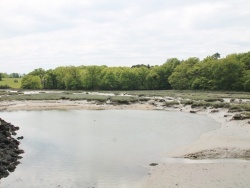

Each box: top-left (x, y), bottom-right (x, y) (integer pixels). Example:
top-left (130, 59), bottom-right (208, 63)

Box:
top-left (212, 52), bottom-right (220, 60)
top-left (244, 79), bottom-right (250, 92)
top-left (53, 67), bottom-right (68, 89)
top-left (168, 57), bottom-right (199, 90)
top-left (81, 66), bottom-right (106, 89)
top-left (64, 66), bottom-right (82, 90)
top-left (158, 58), bottom-right (181, 89)
top-left (136, 67), bottom-right (150, 89)
top-left (240, 51), bottom-right (250, 70)
top-left (191, 77), bottom-right (210, 90)
top-left (211, 58), bottom-right (245, 90)
top-left (100, 68), bottom-right (120, 90)
top-left (21, 75), bottom-right (42, 89)
top-left (19, 51), bottom-right (249, 91)
top-left (188, 59), bottom-right (218, 90)
top-left (146, 68), bottom-right (161, 89)
top-left (119, 68), bottom-right (139, 90)
top-left (243, 70), bottom-right (250, 91)
top-left (131, 64), bottom-right (150, 69)
top-left (9, 73), bottom-right (20, 78)
top-left (44, 69), bottom-right (57, 89)
top-left (29, 68), bottom-right (46, 88)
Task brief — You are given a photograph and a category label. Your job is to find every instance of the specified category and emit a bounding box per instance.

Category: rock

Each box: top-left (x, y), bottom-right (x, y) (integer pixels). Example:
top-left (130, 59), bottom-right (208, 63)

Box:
top-left (0, 118), bottom-right (24, 179)
top-left (190, 110), bottom-right (197, 113)
top-left (149, 163), bottom-right (158, 166)
top-left (7, 164), bottom-right (16, 172)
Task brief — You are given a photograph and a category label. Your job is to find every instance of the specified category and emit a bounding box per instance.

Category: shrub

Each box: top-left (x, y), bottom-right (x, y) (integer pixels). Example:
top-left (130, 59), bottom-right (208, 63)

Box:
top-left (0, 84), bottom-right (10, 89)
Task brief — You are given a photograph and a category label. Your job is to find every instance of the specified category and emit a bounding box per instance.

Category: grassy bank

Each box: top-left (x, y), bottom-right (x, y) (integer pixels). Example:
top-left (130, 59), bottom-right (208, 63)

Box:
top-left (0, 78), bottom-right (22, 89)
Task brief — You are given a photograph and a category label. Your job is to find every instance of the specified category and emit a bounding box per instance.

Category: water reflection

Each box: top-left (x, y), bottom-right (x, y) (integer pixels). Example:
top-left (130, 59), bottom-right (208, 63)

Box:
top-left (0, 110), bottom-right (220, 187)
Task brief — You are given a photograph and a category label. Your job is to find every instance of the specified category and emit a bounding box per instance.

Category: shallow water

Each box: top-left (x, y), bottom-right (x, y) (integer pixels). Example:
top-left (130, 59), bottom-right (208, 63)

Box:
top-left (0, 110), bottom-right (220, 187)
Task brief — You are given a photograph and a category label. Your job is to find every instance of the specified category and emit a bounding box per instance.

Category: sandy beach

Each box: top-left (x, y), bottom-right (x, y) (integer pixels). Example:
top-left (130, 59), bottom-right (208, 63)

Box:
top-left (1, 99), bottom-right (250, 187)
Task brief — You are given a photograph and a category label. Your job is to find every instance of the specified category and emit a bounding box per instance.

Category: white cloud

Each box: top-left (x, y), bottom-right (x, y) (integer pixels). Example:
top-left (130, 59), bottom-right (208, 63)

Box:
top-left (0, 0), bottom-right (249, 73)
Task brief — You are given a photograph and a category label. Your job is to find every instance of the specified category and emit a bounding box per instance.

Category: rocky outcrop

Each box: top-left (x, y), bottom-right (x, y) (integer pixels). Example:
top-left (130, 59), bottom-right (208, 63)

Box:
top-left (0, 118), bottom-right (24, 179)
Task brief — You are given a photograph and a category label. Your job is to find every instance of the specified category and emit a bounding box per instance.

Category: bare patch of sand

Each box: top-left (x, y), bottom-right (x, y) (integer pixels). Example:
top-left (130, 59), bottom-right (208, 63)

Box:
top-left (143, 163), bottom-right (250, 188)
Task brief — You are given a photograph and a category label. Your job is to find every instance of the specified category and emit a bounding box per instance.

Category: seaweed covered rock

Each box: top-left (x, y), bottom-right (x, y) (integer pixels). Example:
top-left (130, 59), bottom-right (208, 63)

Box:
top-left (0, 118), bottom-right (24, 179)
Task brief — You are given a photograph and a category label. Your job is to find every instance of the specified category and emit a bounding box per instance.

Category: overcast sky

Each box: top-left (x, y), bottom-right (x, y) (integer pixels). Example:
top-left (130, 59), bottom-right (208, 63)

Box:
top-left (0, 0), bottom-right (249, 74)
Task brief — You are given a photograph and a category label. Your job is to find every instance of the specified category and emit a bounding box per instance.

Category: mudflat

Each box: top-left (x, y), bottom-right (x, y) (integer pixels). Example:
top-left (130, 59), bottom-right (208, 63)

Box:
top-left (143, 107), bottom-right (250, 188)
top-left (0, 98), bottom-right (250, 187)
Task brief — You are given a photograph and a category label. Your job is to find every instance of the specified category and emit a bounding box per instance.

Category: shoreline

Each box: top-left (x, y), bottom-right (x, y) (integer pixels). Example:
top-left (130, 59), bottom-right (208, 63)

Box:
top-left (143, 104), bottom-right (250, 187)
top-left (166, 107), bottom-right (250, 159)
top-left (1, 99), bottom-right (250, 187)
top-left (0, 100), bottom-right (157, 111)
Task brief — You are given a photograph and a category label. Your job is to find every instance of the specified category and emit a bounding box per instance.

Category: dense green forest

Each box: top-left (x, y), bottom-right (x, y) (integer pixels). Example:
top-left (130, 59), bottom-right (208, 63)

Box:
top-left (19, 51), bottom-right (250, 91)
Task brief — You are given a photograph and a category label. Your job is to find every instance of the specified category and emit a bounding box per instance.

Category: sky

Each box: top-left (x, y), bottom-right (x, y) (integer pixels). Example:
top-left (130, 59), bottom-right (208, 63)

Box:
top-left (0, 0), bottom-right (250, 74)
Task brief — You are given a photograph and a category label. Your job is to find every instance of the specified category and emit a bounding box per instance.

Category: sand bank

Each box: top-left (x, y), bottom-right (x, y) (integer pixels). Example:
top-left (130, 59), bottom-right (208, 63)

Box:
top-left (143, 107), bottom-right (250, 188)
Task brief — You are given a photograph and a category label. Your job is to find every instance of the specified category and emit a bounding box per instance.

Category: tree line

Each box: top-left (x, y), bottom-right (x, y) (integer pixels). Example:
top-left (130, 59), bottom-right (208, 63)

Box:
top-left (0, 73), bottom-right (22, 80)
top-left (20, 51), bottom-right (250, 91)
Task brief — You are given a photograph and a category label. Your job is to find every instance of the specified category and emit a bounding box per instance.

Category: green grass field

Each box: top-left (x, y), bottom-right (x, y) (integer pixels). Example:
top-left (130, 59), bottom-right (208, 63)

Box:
top-left (0, 78), bottom-right (22, 89)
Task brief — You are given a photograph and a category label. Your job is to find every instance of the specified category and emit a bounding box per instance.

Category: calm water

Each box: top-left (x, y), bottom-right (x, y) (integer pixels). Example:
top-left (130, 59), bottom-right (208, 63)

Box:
top-left (0, 110), bottom-right (220, 188)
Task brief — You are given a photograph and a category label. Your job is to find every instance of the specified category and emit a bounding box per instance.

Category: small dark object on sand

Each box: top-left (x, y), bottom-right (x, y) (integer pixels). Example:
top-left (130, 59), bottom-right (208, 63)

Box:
top-left (190, 110), bottom-right (197, 113)
top-left (149, 163), bottom-right (158, 166)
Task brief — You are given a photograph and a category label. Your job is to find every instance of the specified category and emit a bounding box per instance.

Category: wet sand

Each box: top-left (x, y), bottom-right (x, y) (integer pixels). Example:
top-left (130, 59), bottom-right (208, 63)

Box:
top-left (142, 107), bottom-right (250, 188)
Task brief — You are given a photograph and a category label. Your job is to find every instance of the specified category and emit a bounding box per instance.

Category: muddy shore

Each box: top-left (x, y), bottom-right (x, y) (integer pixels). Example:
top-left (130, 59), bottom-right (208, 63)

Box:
top-left (143, 107), bottom-right (250, 188)
top-left (0, 99), bottom-right (250, 187)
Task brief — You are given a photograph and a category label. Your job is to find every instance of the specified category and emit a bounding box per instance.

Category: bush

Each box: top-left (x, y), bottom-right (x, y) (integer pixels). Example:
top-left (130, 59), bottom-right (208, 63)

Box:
top-left (21, 75), bottom-right (42, 89)
top-left (0, 84), bottom-right (10, 89)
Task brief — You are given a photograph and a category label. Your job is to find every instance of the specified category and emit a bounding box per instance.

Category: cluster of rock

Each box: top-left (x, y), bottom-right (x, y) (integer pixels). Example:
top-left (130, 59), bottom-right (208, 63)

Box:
top-left (0, 118), bottom-right (24, 179)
